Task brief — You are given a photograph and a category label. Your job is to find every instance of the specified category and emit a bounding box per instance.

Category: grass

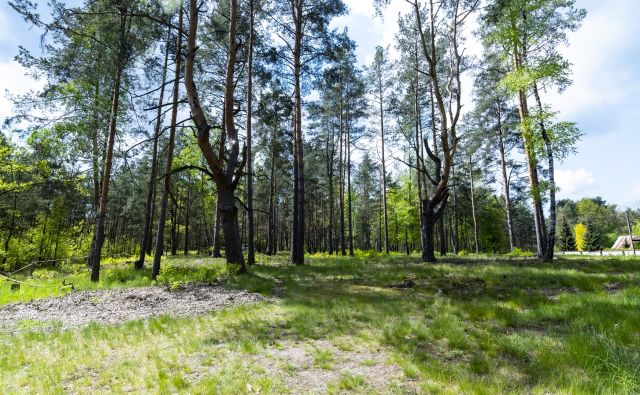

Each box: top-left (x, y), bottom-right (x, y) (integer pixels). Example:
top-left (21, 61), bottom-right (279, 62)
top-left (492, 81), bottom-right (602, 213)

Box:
top-left (0, 252), bottom-right (639, 393)
top-left (0, 254), bottom-right (232, 305)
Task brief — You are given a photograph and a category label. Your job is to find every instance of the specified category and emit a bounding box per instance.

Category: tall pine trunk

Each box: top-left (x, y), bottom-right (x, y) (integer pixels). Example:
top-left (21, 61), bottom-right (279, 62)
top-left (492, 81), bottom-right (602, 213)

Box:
top-left (338, 97), bottom-right (346, 256)
top-left (469, 156), bottom-right (479, 253)
top-left (496, 104), bottom-right (515, 251)
top-left (137, 29), bottom-right (170, 269)
top-left (533, 83), bottom-right (556, 260)
top-left (89, 11), bottom-right (128, 282)
top-left (347, 119), bottom-right (354, 256)
top-left (378, 76), bottom-right (390, 254)
top-left (151, 8), bottom-right (183, 279)
top-left (245, 0), bottom-right (255, 266)
top-left (290, 0), bottom-right (305, 265)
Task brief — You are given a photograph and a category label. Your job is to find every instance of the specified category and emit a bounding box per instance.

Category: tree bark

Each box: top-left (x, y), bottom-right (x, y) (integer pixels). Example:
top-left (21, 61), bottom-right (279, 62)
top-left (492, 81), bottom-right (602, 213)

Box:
top-left (532, 82), bottom-right (556, 260)
top-left (326, 136), bottom-right (335, 255)
top-left (378, 72), bottom-right (390, 254)
top-left (496, 103), bottom-right (515, 251)
top-left (212, 199), bottom-right (222, 257)
top-left (246, 0), bottom-right (255, 266)
top-left (151, 8), bottom-right (183, 279)
top-left (89, 10), bottom-right (128, 282)
top-left (184, 0), bottom-right (246, 271)
top-left (184, 189), bottom-right (191, 255)
top-left (469, 155), bottom-right (479, 253)
top-left (137, 28), bottom-right (170, 269)
top-left (338, 95), bottom-right (346, 256)
top-left (290, 0), bottom-right (305, 265)
top-left (267, 128), bottom-right (277, 255)
top-left (347, 116), bottom-right (354, 256)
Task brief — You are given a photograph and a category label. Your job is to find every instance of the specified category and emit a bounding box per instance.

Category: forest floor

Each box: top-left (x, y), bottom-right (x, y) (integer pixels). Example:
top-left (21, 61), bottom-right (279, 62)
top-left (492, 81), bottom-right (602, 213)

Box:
top-left (0, 252), bottom-right (639, 394)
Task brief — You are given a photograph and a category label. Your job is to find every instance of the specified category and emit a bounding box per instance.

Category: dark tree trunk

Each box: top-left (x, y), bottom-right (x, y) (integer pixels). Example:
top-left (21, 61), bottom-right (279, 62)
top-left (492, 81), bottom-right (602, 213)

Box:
top-left (212, 199), bottom-right (222, 257)
top-left (136, 28), bottom-right (170, 269)
top-left (496, 104), bottom-right (515, 251)
top-left (451, 162), bottom-right (459, 254)
top-left (267, 132), bottom-right (277, 255)
top-left (421, 196), bottom-right (448, 262)
top-left (533, 83), bottom-right (556, 261)
top-left (347, 116), bottom-right (354, 256)
top-left (469, 155), bottom-right (480, 253)
top-left (218, 184), bottom-right (244, 267)
top-left (290, 0), bottom-right (305, 265)
top-left (339, 99), bottom-right (346, 256)
top-left (89, 11), bottom-right (128, 282)
top-left (184, 189), bottom-right (190, 255)
top-left (246, 0), bottom-right (255, 266)
top-left (379, 77), bottom-right (390, 254)
top-left (326, 138), bottom-right (335, 255)
top-left (151, 9), bottom-right (183, 279)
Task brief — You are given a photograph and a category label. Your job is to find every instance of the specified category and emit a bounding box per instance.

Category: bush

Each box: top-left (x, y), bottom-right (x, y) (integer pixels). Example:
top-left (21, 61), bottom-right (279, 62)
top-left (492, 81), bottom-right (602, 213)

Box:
top-left (507, 248), bottom-right (533, 258)
top-left (155, 262), bottom-right (231, 290)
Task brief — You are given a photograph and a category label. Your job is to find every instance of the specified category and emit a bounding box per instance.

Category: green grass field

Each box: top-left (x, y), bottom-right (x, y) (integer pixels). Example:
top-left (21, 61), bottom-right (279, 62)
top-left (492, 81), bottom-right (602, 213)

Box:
top-left (0, 253), bottom-right (638, 394)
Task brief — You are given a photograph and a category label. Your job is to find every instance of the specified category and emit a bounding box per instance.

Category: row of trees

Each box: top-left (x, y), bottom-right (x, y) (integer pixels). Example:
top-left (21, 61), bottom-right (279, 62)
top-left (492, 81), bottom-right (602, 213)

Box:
top-left (2, 0), bottom-right (631, 279)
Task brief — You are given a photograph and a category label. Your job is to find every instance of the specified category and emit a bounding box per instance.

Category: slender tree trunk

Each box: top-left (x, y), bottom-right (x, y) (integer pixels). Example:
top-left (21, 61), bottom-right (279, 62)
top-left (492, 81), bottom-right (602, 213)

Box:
top-left (347, 119), bottom-right (354, 256)
top-left (246, 0), bottom-right (255, 266)
top-left (496, 104), bottom-right (515, 252)
top-left (267, 130), bottom-right (277, 255)
top-left (212, 200), bottom-right (222, 257)
top-left (532, 83), bottom-right (556, 260)
top-left (339, 97), bottom-right (346, 256)
top-left (137, 29), bottom-right (170, 269)
top-left (469, 156), bottom-right (479, 253)
top-left (326, 138), bottom-right (335, 255)
top-left (170, 181), bottom-right (178, 253)
top-left (452, 162), bottom-right (459, 254)
top-left (89, 11), bottom-right (128, 282)
top-left (290, 0), bottom-right (305, 265)
top-left (379, 78), bottom-right (390, 254)
top-left (184, 189), bottom-right (190, 255)
top-left (151, 9), bottom-right (183, 279)
top-left (414, 80), bottom-right (424, 252)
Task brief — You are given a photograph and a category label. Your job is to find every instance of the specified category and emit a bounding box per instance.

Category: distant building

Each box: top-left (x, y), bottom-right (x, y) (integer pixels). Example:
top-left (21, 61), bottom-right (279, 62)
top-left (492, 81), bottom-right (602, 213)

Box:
top-left (611, 236), bottom-right (640, 249)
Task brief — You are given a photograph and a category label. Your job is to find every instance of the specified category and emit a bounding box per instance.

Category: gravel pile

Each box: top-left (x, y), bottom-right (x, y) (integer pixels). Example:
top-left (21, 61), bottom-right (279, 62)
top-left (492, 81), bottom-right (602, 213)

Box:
top-left (0, 284), bottom-right (265, 331)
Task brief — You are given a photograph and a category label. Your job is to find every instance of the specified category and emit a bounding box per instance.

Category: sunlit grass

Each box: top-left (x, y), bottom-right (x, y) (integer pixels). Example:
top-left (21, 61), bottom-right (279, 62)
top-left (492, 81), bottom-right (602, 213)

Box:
top-left (0, 252), bottom-right (638, 393)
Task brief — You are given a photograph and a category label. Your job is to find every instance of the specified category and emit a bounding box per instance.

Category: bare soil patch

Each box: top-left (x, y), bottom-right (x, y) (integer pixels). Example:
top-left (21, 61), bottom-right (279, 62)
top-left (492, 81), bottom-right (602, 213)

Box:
top-left (0, 284), bottom-right (266, 332)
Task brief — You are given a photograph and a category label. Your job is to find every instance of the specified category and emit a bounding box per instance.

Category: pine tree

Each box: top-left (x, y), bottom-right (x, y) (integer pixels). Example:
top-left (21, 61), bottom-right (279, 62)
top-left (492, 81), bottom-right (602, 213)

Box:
top-left (558, 218), bottom-right (576, 251)
top-left (583, 219), bottom-right (600, 251)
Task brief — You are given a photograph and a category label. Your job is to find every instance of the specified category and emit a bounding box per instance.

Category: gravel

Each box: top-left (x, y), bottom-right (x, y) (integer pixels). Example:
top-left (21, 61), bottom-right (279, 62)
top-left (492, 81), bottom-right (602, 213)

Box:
top-left (0, 284), bottom-right (266, 331)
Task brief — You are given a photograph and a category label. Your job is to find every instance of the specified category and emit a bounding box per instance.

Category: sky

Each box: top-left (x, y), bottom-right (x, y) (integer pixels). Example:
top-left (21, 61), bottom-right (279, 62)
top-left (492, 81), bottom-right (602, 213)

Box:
top-left (0, 0), bottom-right (639, 209)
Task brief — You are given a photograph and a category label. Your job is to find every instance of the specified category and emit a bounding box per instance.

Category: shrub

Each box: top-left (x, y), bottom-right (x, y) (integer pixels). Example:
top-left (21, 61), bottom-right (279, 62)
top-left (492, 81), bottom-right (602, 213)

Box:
top-left (155, 262), bottom-right (230, 290)
top-left (507, 248), bottom-right (533, 258)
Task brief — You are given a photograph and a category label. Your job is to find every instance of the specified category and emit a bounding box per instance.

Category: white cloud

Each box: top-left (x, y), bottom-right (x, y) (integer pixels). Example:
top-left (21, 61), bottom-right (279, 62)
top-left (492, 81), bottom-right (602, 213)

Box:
top-left (544, 1), bottom-right (640, 123)
top-left (632, 186), bottom-right (640, 196)
top-left (556, 168), bottom-right (596, 198)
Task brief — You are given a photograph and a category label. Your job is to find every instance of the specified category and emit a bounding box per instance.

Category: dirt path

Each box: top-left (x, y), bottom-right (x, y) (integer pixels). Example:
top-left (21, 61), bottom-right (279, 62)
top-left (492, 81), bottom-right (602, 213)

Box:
top-left (0, 284), bottom-right (266, 332)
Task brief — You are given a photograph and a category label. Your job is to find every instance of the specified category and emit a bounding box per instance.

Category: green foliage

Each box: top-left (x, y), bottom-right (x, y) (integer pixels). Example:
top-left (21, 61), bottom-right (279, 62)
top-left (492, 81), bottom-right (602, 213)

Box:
top-left (507, 247), bottom-right (533, 258)
top-left (558, 217), bottom-right (576, 251)
top-left (155, 260), bottom-right (231, 290)
top-left (583, 219), bottom-right (600, 251)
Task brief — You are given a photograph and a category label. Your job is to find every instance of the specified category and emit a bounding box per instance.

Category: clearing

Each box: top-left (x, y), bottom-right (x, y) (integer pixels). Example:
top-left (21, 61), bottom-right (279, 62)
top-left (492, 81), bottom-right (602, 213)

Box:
top-left (0, 253), bottom-right (638, 394)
